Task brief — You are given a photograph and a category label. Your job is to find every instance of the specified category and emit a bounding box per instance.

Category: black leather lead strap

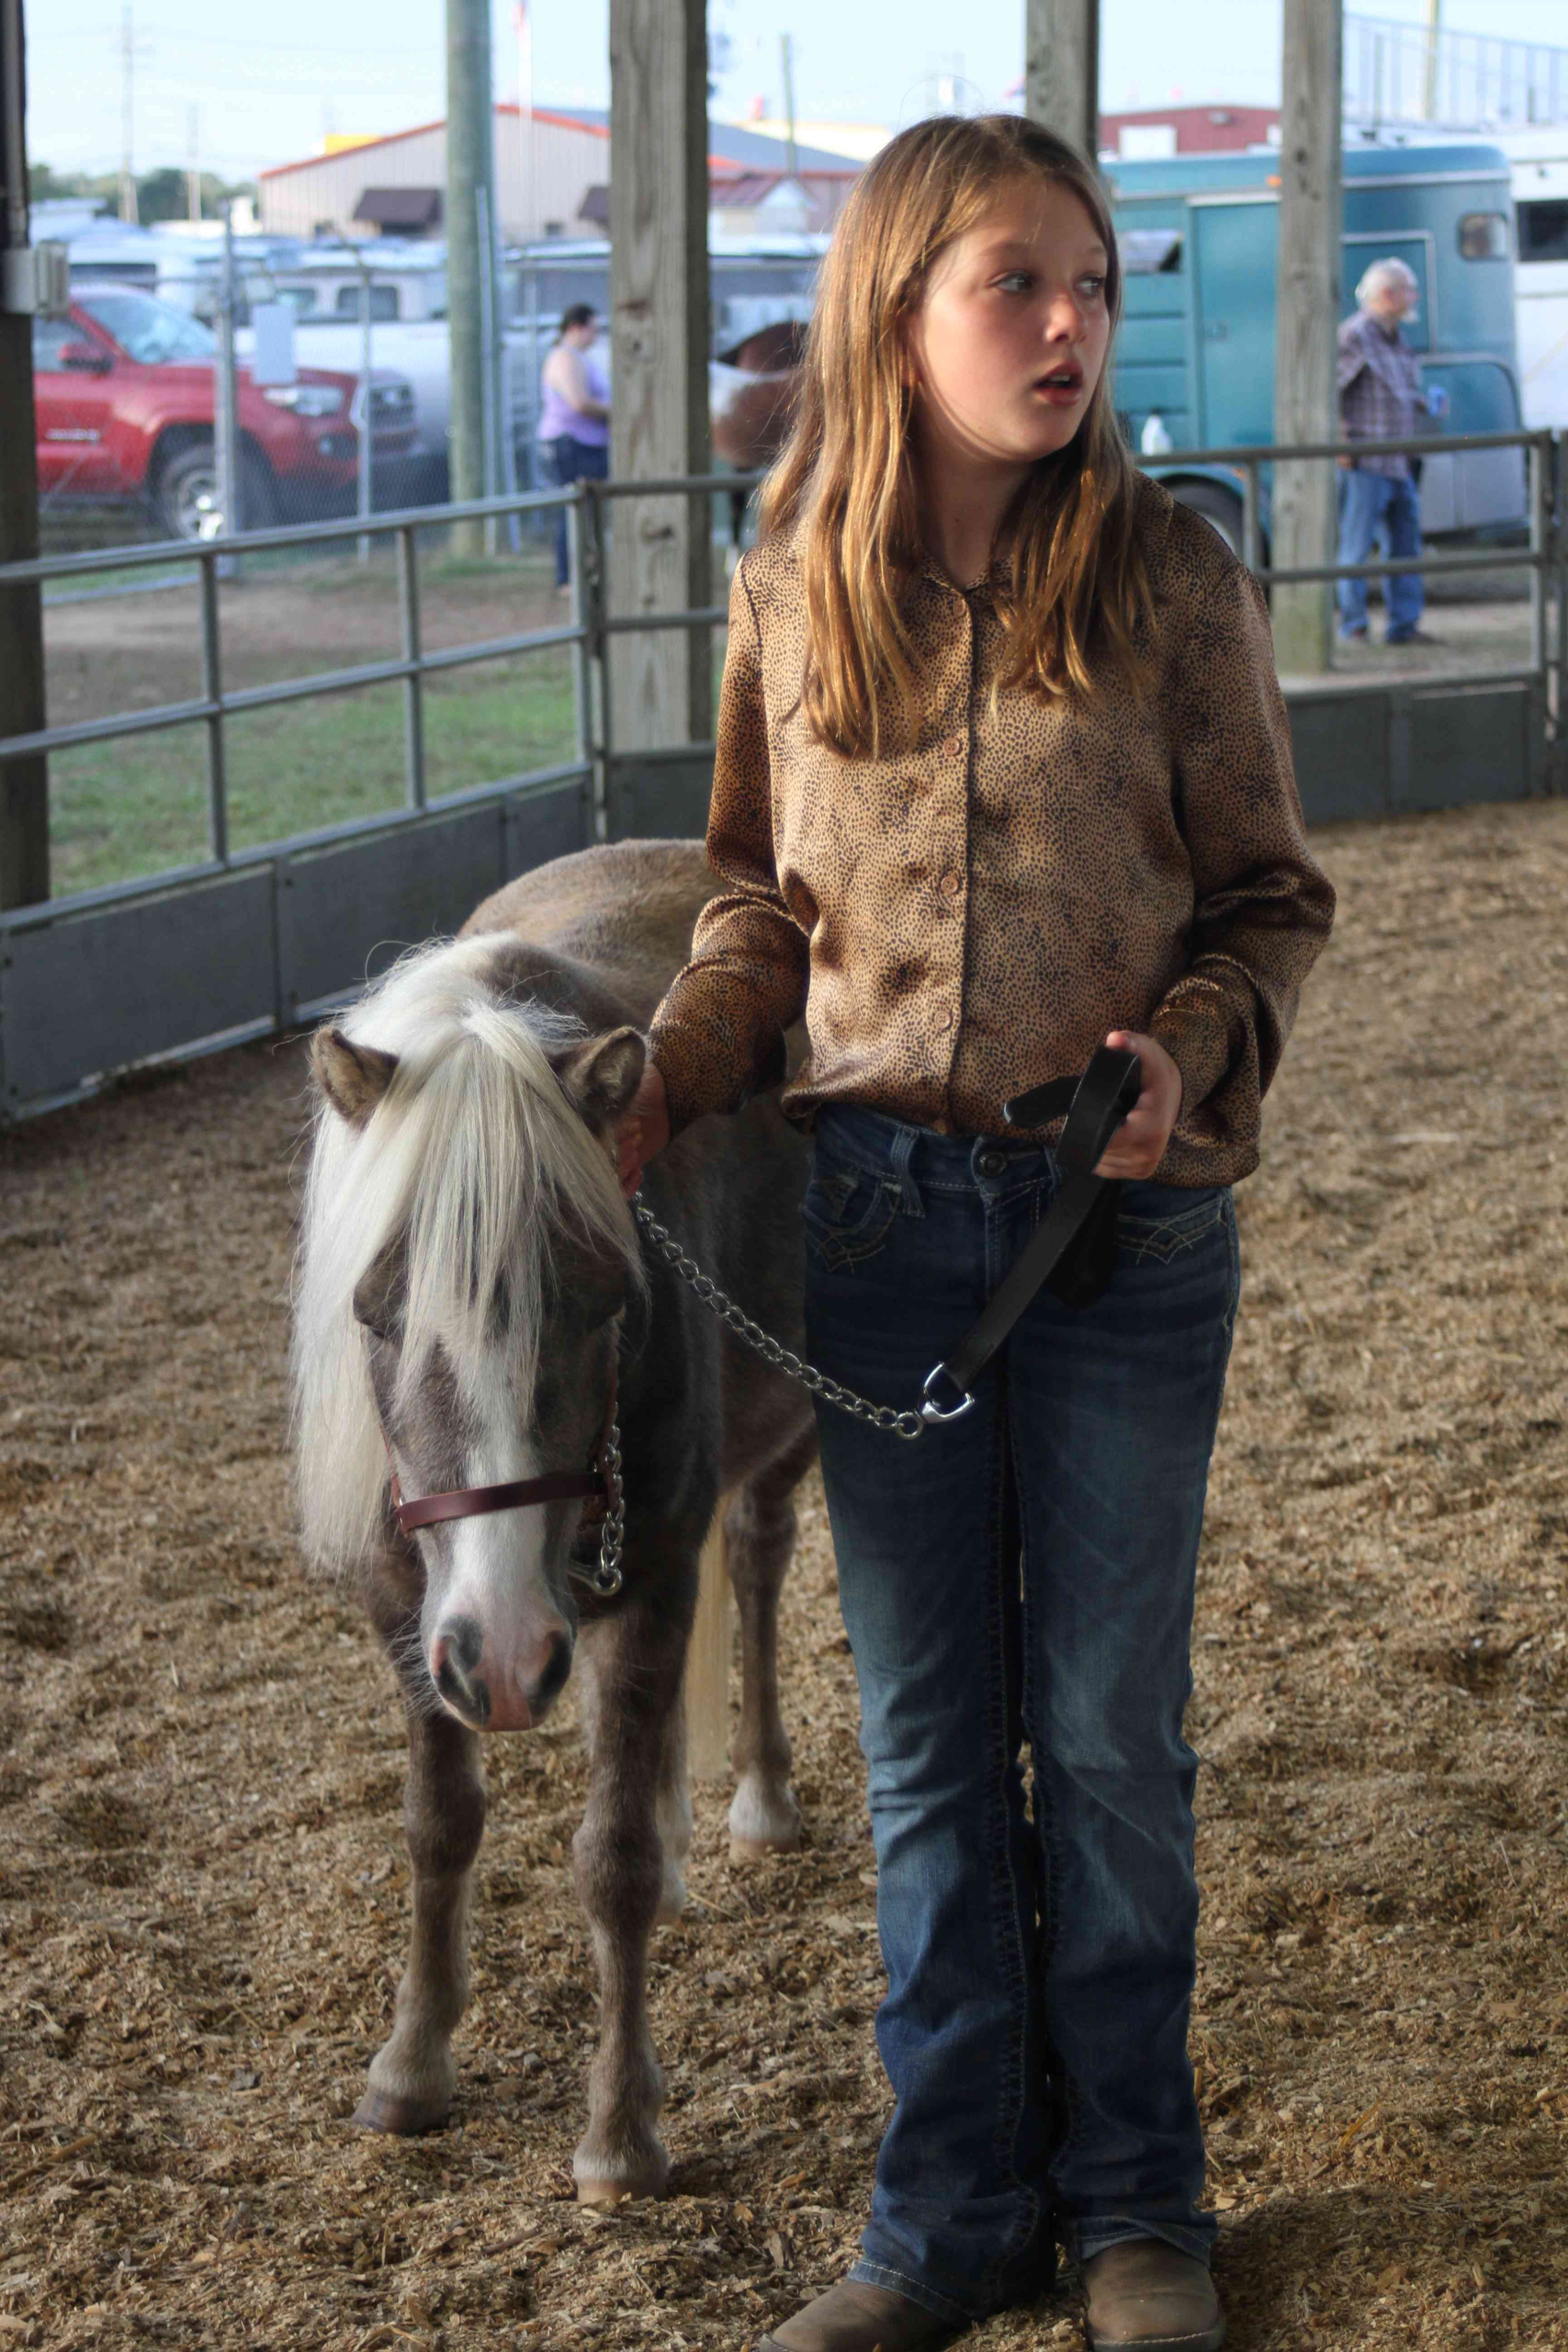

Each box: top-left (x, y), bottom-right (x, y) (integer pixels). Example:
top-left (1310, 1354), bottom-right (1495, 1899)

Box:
top-left (919, 1045), bottom-right (1143, 1427)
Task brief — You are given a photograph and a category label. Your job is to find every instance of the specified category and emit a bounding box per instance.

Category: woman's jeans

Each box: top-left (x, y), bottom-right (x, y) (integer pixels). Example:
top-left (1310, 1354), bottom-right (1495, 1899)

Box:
top-left (800, 1102), bottom-right (1241, 2325)
top-left (1337, 466), bottom-right (1424, 639)
top-left (547, 434), bottom-right (609, 585)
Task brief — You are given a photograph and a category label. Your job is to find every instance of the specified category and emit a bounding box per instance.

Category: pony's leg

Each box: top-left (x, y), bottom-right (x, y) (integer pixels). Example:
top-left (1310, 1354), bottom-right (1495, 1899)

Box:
top-left (653, 1693), bottom-right (694, 1925)
top-left (726, 1424), bottom-right (817, 1862)
top-left (355, 1617), bottom-right (486, 2136)
top-left (571, 1588), bottom-right (689, 2202)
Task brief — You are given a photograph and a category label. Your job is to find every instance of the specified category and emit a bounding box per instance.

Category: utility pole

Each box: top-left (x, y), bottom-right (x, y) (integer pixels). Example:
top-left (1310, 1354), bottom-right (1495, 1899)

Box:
top-left (1422, 0), bottom-right (1440, 122)
top-left (1023, 0), bottom-right (1100, 162)
top-left (780, 33), bottom-right (797, 179)
top-left (118, 2), bottom-right (138, 224)
top-left (1272, 0), bottom-right (1342, 675)
top-left (446, 0), bottom-right (494, 555)
top-left (0, 0), bottom-right (49, 909)
top-left (607, 0), bottom-right (710, 762)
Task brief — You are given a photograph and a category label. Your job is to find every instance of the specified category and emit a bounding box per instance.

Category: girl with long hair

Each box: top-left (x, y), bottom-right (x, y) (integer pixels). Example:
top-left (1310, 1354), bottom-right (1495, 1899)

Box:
top-left (617, 115), bottom-right (1335, 2352)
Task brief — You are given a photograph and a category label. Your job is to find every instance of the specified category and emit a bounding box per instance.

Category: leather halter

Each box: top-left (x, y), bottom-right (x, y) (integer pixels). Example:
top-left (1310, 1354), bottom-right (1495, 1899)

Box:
top-left (385, 1355), bottom-right (618, 1544)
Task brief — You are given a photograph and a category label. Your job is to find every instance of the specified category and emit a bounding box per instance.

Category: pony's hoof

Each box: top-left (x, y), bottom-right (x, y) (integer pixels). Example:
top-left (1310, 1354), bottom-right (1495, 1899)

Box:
top-left (352, 2088), bottom-right (450, 2136)
top-left (574, 2141), bottom-right (670, 2204)
top-left (729, 1829), bottom-right (802, 1864)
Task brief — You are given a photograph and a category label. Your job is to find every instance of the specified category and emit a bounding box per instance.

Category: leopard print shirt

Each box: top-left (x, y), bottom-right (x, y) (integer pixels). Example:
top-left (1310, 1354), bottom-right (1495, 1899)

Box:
top-left (648, 474), bottom-right (1336, 1186)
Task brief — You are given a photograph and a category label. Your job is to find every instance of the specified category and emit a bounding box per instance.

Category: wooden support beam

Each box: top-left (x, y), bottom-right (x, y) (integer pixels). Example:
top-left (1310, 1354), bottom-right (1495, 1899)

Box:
top-left (607, 0), bottom-right (711, 761)
top-left (0, 0), bottom-right (47, 910)
top-left (1273, 0), bottom-right (1343, 675)
top-left (446, 0), bottom-right (493, 555)
top-left (1023, 0), bottom-right (1100, 163)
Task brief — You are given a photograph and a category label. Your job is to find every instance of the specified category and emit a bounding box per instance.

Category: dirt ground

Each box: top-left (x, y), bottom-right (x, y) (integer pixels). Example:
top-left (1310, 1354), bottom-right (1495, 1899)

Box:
top-left (1, 795), bottom-right (1565, 2351)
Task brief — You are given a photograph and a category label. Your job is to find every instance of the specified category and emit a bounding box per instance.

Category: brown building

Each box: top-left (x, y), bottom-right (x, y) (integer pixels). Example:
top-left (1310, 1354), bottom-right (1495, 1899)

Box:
top-left (1100, 104), bottom-right (1281, 159)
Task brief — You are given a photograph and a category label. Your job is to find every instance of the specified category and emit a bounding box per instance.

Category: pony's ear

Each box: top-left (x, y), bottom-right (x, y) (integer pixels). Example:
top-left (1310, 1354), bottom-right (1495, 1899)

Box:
top-left (311, 1027), bottom-right (399, 1127)
top-left (554, 1026), bottom-right (647, 1128)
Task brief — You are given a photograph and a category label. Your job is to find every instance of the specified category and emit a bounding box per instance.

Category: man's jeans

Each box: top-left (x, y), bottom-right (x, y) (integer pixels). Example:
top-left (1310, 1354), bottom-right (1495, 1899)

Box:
top-left (801, 1103), bottom-right (1241, 2325)
top-left (1337, 466), bottom-right (1424, 639)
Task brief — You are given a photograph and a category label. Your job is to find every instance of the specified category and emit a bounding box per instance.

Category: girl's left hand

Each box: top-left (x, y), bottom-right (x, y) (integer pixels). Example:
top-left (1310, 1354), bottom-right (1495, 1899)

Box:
top-left (1096, 1030), bottom-right (1183, 1179)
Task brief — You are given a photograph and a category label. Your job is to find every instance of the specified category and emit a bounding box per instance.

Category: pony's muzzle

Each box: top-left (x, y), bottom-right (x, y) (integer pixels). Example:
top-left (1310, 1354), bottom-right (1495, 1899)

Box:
top-left (430, 1613), bottom-right (572, 1732)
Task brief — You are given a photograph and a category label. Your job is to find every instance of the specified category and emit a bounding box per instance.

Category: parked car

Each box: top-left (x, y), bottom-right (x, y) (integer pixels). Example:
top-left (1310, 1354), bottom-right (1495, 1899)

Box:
top-left (32, 282), bottom-right (419, 541)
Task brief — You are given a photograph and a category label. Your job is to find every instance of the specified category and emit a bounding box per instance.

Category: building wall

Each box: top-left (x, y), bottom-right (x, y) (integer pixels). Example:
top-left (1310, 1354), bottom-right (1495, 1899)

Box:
top-left (259, 112), bottom-right (611, 243)
top-left (1099, 105), bottom-right (1280, 157)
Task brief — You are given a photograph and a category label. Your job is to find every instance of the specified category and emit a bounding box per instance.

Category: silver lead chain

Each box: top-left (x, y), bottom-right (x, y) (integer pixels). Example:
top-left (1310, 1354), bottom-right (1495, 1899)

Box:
top-left (591, 1417), bottom-right (626, 1596)
top-left (632, 1201), bottom-right (925, 1443)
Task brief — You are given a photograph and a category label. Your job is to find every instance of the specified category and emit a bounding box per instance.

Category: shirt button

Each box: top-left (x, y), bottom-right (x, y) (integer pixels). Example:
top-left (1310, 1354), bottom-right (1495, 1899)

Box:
top-left (939, 870), bottom-right (963, 897)
top-left (935, 1006), bottom-right (955, 1034)
top-left (943, 733), bottom-right (964, 758)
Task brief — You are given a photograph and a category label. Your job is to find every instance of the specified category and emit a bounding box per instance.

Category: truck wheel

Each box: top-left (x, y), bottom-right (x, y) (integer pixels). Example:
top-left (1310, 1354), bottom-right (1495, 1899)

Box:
top-left (156, 444), bottom-right (276, 543)
top-left (1169, 480), bottom-right (1248, 563)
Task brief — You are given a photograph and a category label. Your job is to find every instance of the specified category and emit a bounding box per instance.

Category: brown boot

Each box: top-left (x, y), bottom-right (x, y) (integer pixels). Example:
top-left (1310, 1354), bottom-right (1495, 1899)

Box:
top-left (1080, 2242), bottom-right (1224, 2349)
top-left (758, 2278), bottom-right (966, 2351)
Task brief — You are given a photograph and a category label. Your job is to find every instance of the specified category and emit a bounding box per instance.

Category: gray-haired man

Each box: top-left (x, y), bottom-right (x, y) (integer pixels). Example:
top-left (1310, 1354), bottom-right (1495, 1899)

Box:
top-left (1337, 257), bottom-right (1448, 645)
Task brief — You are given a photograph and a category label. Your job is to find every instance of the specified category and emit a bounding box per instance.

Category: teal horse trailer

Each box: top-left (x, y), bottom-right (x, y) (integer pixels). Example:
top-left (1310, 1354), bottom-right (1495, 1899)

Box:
top-left (1109, 141), bottom-right (1525, 552)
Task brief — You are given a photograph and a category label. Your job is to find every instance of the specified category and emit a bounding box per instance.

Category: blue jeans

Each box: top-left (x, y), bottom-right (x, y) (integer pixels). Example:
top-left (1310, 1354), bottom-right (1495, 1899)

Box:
top-left (547, 434), bottom-right (609, 586)
top-left (1337, 467), bottom-right (1424, 639)
top-left (801, 1104), bottom-right (1241, 2324)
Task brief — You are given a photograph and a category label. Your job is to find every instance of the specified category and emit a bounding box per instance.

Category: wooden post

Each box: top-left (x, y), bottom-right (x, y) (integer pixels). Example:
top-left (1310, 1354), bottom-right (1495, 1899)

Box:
top-left (446, 0), bottom-right (493, 557)
top-left (1272, 0), bottom-right (1343, 676)
top-left (607, 0), bottom-right (711, 764)
top-left (1023, 0), bottom-right (1100, 163)
top-left (0, 0), bottom-right (48, 910)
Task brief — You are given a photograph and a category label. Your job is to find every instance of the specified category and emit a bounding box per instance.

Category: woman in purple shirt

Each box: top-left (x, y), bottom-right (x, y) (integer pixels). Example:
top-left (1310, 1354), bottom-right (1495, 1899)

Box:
top-left (538, 301), bottom-right (611, 590)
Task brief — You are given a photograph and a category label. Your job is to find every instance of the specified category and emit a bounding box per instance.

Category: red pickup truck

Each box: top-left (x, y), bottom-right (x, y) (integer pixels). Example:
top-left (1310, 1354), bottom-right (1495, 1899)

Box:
top-left (33, 283), bottom-right (420, 541)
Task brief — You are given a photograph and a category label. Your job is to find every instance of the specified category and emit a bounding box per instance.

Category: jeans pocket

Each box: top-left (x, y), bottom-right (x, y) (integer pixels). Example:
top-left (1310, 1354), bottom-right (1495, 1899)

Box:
top-left (800, 1151), bottom-right (901, 1271)
top-left (1116, 1182), bottom-right (1230, 1266)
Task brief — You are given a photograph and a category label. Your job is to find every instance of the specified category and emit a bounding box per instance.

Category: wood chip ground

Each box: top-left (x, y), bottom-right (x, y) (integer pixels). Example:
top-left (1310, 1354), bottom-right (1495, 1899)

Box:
top-left (1, 797), bottom-right (1564, 2349)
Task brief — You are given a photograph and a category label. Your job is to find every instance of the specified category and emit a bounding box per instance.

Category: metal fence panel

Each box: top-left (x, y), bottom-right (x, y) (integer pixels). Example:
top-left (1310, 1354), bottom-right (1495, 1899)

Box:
top-left (1, 866), bottom-right (275, 1113)
top-left (606, 751), bottom-right (718, 844)
top-left (1400, 682), bottom-right (1540, 812)
top-left (279, 790), bottom-right (588, 1019)
top-left (1286, 694), bottom-right (1394, 823)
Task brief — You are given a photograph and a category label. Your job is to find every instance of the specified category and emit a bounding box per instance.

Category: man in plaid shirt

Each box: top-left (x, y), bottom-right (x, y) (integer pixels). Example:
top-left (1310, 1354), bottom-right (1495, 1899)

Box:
top-left (1336, 257), bottom-right (1448, 644)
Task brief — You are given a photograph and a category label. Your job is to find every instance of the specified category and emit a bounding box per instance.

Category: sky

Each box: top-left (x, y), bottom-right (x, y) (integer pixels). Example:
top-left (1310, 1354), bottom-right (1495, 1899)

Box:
top-left (26, 0), bottom-right (1568, 187)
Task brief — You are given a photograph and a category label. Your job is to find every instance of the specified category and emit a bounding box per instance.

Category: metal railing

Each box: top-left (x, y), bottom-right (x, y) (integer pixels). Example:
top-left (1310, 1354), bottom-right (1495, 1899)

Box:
top-left (0, 469), bottom-right (759, 929)
top-left (1146, 426), bottom-right (1562, 711)
top-left (0, 433), bottom-right (1562, 1123)
top-left (0, 430), bottom-right (1562, 935)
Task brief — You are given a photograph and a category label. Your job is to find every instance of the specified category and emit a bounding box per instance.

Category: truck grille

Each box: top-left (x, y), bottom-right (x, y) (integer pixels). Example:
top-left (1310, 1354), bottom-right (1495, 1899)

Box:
top-left (369, 383), bottom-right (416, 424)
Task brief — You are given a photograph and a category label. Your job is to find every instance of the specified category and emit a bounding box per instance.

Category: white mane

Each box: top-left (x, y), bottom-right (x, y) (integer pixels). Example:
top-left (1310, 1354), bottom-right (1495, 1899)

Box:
top-left (291, 933), bottom-right (644, 1573)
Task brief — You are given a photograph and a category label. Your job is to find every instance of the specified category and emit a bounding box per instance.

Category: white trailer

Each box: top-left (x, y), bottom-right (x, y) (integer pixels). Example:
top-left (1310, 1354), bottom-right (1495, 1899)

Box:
top-left (1500, 129), bottom-right (1568, 429)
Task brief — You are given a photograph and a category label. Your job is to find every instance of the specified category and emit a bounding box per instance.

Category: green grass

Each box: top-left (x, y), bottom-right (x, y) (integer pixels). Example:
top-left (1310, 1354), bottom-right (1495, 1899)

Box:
top-left (50, 650), bottom-right (579, 897)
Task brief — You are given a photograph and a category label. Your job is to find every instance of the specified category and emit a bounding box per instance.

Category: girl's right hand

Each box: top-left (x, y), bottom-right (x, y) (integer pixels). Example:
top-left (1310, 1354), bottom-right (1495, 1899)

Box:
top-left (616, 1060), bottom-right (671, 1199)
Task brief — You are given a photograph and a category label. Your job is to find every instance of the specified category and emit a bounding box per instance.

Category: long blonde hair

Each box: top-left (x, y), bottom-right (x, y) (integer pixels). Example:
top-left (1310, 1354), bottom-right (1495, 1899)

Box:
top-left (761, 114), bottom-right (1152, 758)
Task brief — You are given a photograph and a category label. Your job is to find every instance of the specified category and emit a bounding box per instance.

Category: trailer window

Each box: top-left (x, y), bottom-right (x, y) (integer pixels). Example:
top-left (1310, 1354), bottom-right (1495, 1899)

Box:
top-left (1517, 199), bottom-right (1568, 264)
top-left (1457, 212), bottom-right (1508, 261)
top-left (1121, 229), bottom-right (1183, 275)
top-left (335, 285), bottom-right (400, 322)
